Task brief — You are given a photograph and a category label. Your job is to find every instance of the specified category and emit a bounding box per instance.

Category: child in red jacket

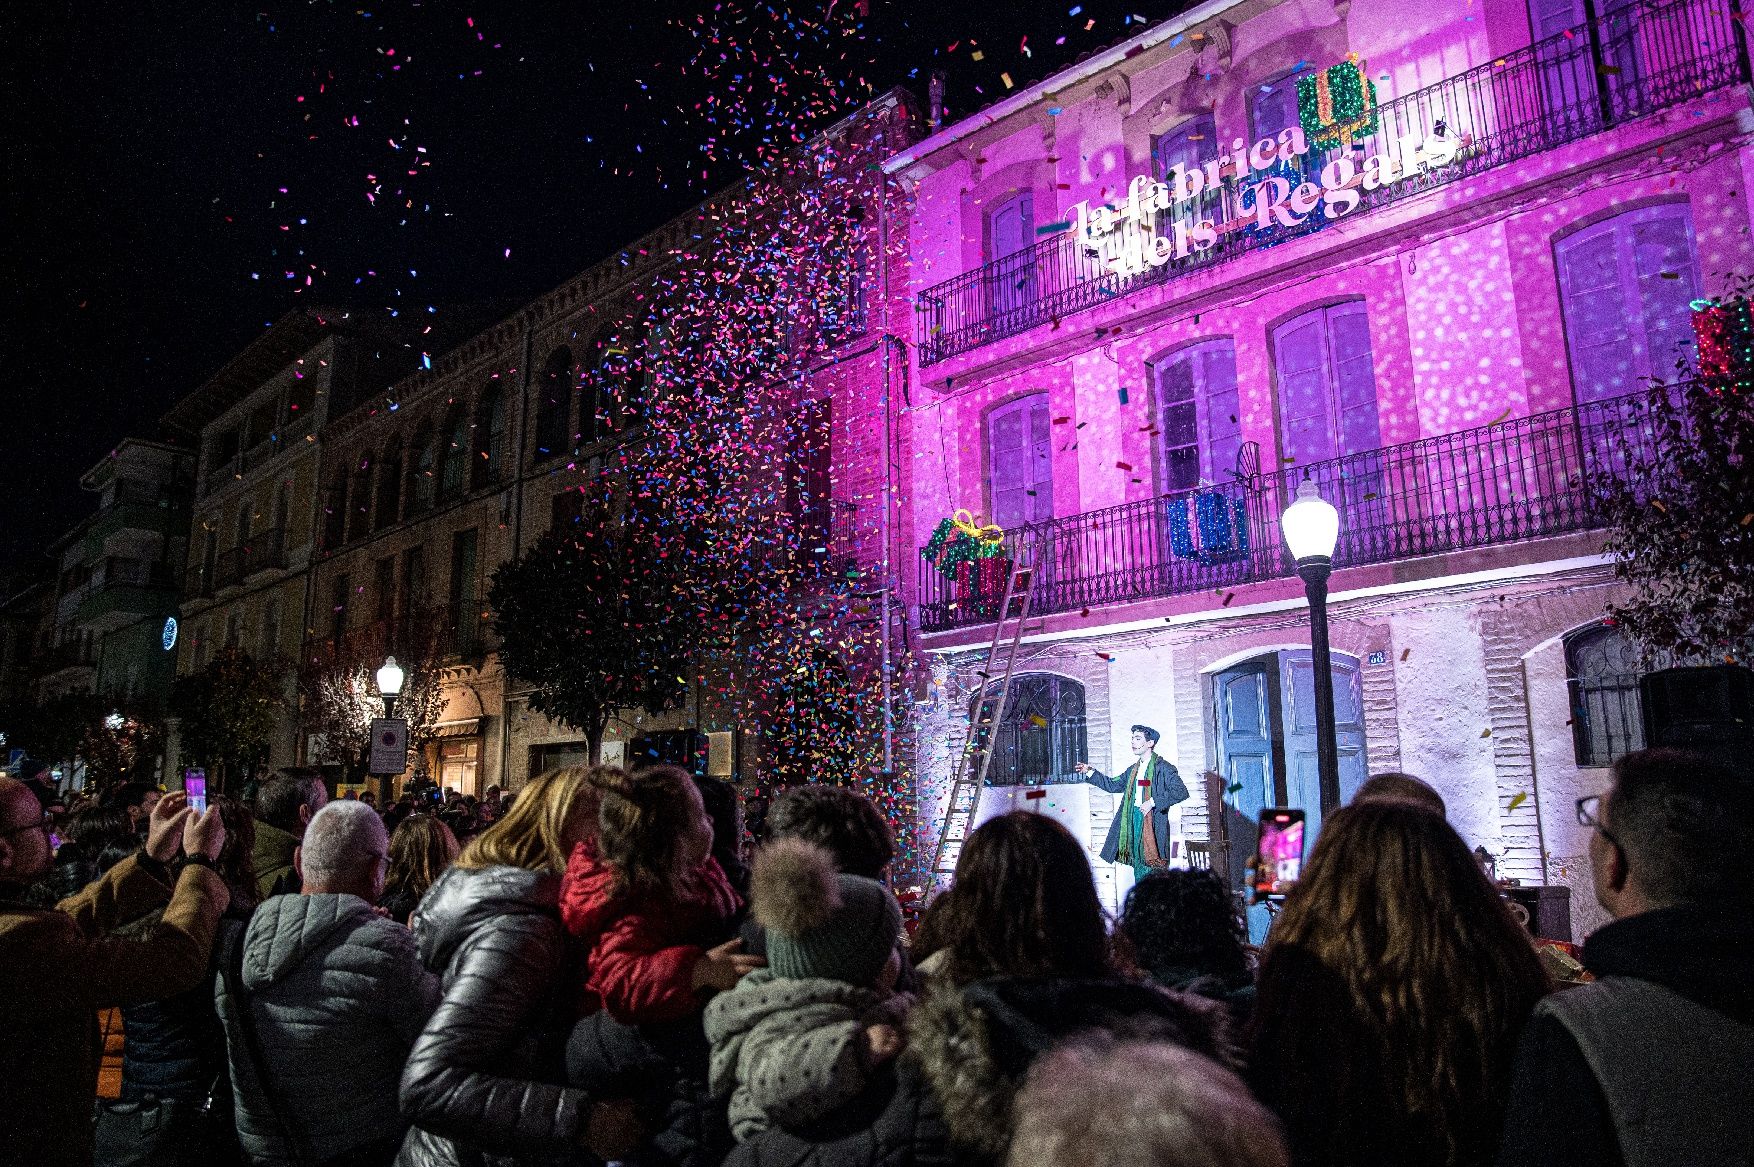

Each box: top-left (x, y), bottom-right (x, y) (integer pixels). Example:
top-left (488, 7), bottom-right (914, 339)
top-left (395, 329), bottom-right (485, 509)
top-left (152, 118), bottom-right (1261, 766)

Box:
top-left (561, 764), bottom-right (762, 1024)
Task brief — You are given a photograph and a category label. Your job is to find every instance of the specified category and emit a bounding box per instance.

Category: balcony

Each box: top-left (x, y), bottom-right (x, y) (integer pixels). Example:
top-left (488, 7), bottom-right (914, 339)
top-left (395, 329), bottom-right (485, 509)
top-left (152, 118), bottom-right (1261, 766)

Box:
top-left (915, 0), bottom-right (1744, 365)
top-left (796, 500), bottom-right (864, 580)
top-left (42, 641), bottom-right (97, 673)
top-left (242, 529), bottom-right (289, 577)
top-left (214, 547), bottom-right (246, 591)
top-left (919, 385), bottom-right (1674, 632)
top-left (76, 558), bottom-right (177, 630)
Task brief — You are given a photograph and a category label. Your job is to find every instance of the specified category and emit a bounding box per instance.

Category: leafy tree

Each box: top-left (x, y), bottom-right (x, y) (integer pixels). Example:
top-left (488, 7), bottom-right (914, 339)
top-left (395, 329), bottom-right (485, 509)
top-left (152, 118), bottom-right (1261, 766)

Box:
top-left (169, 648), bottom-right (283, 792)
top-left (80, 701), bottom-right (165, 793)
top-left (490, 485), bottom-right (696, 758)
top-left (1603, 285), bottom-right (1754, 663)
top-left (296, 606), bottom-right (449, 788)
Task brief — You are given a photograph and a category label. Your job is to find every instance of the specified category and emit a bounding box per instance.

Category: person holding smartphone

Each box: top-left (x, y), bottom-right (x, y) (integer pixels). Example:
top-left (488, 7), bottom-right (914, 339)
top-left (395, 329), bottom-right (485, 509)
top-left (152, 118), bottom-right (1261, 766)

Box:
top-left (0, 783), bottom-right (229, 1167)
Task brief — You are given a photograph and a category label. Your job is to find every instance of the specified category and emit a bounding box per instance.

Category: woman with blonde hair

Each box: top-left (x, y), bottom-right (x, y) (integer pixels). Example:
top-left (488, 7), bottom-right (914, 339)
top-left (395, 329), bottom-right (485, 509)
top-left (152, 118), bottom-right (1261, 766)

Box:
top-left (377, 814), bottom-right (460, 926)
top-left (397, 766), bottom-right (629, 1167)
top-left (1246, 799), bottom-right (1550, 1167)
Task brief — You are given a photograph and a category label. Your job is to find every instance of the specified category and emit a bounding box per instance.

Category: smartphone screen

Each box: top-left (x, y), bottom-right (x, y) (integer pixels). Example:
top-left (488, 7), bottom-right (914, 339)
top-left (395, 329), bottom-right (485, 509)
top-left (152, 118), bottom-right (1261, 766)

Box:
top-left (1254, 808), bottom-right (1306, 901)
top-left (184, 770), bottom-right (208, 815)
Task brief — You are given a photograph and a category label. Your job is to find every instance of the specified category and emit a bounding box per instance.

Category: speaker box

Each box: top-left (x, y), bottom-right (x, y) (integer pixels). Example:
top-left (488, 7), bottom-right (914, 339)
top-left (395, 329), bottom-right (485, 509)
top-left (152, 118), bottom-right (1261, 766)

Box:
top-left (1639, 666), bottom-right (1754, 762)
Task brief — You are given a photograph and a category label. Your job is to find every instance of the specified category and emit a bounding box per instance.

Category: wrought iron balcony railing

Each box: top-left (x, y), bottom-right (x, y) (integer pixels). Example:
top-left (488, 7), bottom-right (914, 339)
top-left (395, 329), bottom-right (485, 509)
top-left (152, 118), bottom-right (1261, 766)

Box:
top-left (915, 0), bottom-right (1746, 365)
top-left (919, 385), bottom-right (1676, 632)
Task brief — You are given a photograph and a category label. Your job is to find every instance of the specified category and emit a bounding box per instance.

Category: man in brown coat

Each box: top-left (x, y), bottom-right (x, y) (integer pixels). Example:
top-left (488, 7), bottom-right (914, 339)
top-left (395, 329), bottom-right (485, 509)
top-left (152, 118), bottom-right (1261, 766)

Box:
top-left (0, 780), bottom-right (229, 1167)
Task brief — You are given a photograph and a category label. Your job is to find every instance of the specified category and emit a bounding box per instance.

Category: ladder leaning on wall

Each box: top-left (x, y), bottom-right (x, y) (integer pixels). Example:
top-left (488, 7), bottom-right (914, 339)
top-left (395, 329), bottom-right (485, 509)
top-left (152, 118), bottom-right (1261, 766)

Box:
top-left (929, 549), bottom-right (1040, 885)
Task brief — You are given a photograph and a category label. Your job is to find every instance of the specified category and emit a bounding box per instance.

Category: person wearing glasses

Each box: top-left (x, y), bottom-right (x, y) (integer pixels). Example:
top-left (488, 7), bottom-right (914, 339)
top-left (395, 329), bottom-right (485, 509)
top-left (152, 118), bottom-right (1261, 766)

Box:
top-left (1497, 748), bottom-right (1754, 1167)
top-left (0, 778), bottom-right (229, 1167)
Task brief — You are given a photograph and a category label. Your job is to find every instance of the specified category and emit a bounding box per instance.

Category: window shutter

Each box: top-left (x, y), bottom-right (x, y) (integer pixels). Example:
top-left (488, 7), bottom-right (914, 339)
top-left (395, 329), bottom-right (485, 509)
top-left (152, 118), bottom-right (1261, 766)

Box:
top-left (991, 193), bottom-right (1033, 260)
top-left (1529, 0), bottom-right (1585, 37)
top-left (1557, 228), bottom-right (1638, 401)
top-left (1327, 303), bottom-right (1384, 457)
top-left (1197, 341), bottom-right (1243, 483)
top-left (1027, 397), bottom-right (1054, 522)
top-left (1155, 114), bottom-right (1218, 183)
top-left (1155, 352), bottom-right (1201, 492)
top-left (1274, 313), bottom-right (1334, 466)
top-left (1631, 209), bottom-right (1701, 378)
top-left (988, 395), bottom-right (1050, 530)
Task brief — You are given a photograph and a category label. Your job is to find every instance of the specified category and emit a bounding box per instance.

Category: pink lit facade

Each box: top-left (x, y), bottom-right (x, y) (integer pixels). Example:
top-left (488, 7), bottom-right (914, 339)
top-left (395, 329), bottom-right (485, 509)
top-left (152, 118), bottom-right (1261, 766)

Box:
top-left (886, 0), bottom-right (1751, 929)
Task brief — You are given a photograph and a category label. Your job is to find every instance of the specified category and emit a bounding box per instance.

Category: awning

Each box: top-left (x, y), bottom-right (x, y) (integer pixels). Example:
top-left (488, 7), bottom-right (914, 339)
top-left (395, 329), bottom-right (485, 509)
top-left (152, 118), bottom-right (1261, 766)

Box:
top-left (431, 718), bottom-right (481, 740)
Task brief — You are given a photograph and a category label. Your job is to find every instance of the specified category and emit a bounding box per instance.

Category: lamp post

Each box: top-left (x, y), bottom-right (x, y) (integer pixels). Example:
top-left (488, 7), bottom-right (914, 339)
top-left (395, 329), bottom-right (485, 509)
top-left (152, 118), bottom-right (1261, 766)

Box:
top-left (376, 656), bottom-right (405, 719)
top-left (1280, 480), bottom-right (1342, 815)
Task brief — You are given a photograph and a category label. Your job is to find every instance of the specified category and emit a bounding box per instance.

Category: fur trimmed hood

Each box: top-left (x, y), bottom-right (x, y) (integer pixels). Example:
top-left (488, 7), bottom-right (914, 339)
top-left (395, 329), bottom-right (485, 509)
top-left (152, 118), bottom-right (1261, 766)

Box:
top-left (905, 975), bottom-right (1238, 1162)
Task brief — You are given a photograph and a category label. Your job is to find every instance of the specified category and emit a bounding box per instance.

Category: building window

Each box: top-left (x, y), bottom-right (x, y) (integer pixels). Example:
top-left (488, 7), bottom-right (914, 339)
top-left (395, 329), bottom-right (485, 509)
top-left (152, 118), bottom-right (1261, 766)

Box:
top-left (225, 612), bottom-right (243, 649)
top-left (1555, 204), bottom-right (1701, 403)
top-left (322, 475), bottom-right (348, 550)
top-left (1153, 113), bottom-right (1219, 186)
top-left (984, 674), bottom-right (1088, 786)
top-left (1272, 301), bottom-right (1382, 466)
top-left (986, 394), bottom-right (1053, 531)
top-left (786, 398), bottom-right (834, 562)
top-left (348, 455), bottom-right (374, 543)
top-left (440, 406), bottom-right (470, 499)
top-left (410, 423), bottom-right (438, 514)
top-left (550, 489), bottom-right (584, 531)
top-left (472, 385), bottom-right (507, 489)
top-left (399, 545), bottom-right (426, 618)
top-left (985, 191), bottom-right (1037, 317)
top-left (330, 574), bottom-right (350, 642)
top-left (534, 346), bottom-right (573, 460)
top-left (1566, 624), bottom-right (1646, 767)
top-left (438, 737), bottom-right (481, 795)
top-left (1248, 70), bottom-right (1304, 143)
top-left (450, 529), bottom-right (478, 656)
top-left (375, 556), bottom-right (396, 625)
top-left (261, 602), bottom-right (281, 660)
top-left (375, 440), bottom-right (403, 530)
top-left (1152, 340), bottom-right (1243, 492)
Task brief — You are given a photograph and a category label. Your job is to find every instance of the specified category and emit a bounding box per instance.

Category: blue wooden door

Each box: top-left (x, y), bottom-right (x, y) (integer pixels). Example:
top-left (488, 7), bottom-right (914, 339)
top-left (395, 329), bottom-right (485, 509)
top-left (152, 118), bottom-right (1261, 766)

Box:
top-left (1278, 649), bottom-right (1368, 844)
top-left (1214, 661), bottom-right (1277, 941)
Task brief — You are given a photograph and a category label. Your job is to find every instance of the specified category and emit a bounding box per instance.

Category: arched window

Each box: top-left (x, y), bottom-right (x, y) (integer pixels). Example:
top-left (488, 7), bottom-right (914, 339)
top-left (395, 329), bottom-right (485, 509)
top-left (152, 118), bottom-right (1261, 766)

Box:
top-left (322, 474), bottom-right (348, 550)
top-left (1152, 340), bottom-right (1243, 491)
top-left (1555, 204), bottom-right (1701, 402)
top-left (409, 422), bottom-right (438, 514)
top-left (375, 440), bottom-right (402, 530)
top-left (579, 330), bottom-right (615, 444)
top-left (1273, 301), bottom-right (1382, 466)
top-left (472, 385), bottom-right (507, 489)
top-left (347, 453), bottom-right (374, 542)
top-left (1153, 114), bottom-right (1219, 185)
top-left (614, 321), bottom-right (650, 429)
top-left (986, 393), bottom-right (1053, 531)
top-left (534, 346), bottom-right (573, 460)
top-left (981, 674), bottom-right (1088, 786)
top-left (985, 191), bottom-right (1037, 315)
top-left (440, 405), bottom-right (470, 498)
top-left (1565, 624), bottom-right (1646, 767)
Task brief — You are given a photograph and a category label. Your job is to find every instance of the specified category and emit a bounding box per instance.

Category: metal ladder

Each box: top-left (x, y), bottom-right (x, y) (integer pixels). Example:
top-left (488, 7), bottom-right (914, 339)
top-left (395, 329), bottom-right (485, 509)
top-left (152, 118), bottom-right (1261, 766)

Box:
top-left (929, 551), bottom-right (1039, 883)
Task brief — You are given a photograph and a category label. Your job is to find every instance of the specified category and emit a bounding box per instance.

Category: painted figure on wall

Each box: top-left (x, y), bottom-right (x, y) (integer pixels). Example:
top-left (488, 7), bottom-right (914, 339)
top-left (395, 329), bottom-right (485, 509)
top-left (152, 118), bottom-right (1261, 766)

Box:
top-left (1076, 725), bottom-right (1190, 887)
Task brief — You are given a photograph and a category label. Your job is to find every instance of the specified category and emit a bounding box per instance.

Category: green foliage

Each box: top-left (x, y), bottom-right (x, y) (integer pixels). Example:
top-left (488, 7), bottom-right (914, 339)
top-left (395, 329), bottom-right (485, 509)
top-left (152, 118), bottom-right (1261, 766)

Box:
top-left (490, 486), bottom-right (696, 752)
top-left (295, 604), bottom-right (450, 785)
top-left (1603, 284), bottom-right (1754, 664)
top-left (169, 647), bottom-right (283, 785)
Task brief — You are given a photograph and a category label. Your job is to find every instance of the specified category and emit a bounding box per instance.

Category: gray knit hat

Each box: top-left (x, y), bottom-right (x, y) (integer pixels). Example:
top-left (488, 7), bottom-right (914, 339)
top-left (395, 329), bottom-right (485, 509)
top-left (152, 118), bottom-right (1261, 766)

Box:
top-left (752, 836), bottom-right (902, 987)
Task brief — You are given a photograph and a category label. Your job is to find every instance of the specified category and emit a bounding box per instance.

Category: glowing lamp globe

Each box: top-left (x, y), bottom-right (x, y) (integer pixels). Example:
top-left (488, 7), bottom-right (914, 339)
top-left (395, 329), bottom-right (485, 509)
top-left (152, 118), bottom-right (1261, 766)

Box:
top-left (1280, 480), bottom-right (1340, 564)
top-left (104, 711), bottom-right (125, 732)
top-left (376, 656), bottom-right (405, 699)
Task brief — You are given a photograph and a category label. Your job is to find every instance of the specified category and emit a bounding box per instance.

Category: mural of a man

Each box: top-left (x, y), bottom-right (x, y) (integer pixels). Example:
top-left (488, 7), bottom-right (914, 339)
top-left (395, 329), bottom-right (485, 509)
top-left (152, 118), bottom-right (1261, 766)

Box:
top-left (1076, 725), bottom-right (1190, 891)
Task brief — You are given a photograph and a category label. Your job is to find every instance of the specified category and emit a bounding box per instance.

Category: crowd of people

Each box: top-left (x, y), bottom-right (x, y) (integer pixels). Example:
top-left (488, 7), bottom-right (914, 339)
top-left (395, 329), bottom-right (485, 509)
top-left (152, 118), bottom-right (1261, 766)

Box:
top-left (0, 747), bottom-right (1747, 1167)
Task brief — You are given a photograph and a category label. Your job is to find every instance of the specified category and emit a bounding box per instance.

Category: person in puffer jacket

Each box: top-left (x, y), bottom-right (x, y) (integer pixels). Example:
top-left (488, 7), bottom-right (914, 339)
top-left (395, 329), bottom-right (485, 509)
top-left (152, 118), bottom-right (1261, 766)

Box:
top-left (559, 765), bottom-right (759, 1025)
top-left (397, 766), bottom-right (636, 1167)
top-left (216, 801), bottom-right (440, 1167)
top-left (705, 838), bottom-right (912, 1142)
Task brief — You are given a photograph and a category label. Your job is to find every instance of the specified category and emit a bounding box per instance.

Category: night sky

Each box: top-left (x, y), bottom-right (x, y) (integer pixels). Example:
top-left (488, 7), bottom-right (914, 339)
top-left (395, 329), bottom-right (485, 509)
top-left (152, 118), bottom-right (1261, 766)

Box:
top-left (3, 0), bottom-right (1179, 569)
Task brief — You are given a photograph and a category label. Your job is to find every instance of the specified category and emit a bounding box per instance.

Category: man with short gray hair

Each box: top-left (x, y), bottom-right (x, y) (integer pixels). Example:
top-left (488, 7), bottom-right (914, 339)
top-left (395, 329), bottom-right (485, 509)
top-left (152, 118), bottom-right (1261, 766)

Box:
top-left (217, 801), bottom-right (441, 1166)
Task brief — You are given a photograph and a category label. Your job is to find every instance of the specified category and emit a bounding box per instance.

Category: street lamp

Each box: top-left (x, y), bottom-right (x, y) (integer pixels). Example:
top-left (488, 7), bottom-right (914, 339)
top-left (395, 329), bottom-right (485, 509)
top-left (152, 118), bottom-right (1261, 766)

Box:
top-left (376, 656), bottom-right (405, 719)
top-left (1281, 479), bottom-right (1342, 815)
top-left (104, 711), bottom-right (125, 732)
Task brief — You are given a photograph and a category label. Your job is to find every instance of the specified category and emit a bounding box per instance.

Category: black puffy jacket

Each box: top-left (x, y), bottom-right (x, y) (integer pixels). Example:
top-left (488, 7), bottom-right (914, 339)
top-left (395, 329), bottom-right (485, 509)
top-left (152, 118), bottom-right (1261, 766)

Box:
top-left (119, 907), bottom-right (251, 1102)
top-left (566, 1010), bottom-right (731, 1167)
top-left (395, 864), bottom-right (591, 1167)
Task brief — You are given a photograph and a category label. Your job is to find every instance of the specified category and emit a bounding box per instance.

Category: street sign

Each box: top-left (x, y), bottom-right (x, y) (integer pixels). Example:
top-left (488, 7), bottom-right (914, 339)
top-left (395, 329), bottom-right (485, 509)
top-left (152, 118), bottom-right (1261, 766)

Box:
top-left (369, 717), bottom-right (409, 776)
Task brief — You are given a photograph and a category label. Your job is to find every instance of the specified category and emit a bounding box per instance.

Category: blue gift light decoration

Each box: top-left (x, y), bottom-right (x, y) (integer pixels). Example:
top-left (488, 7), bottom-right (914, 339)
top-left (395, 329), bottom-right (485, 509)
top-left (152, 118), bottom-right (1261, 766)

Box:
top-left (1169, 492), bottom-right (1251, 561)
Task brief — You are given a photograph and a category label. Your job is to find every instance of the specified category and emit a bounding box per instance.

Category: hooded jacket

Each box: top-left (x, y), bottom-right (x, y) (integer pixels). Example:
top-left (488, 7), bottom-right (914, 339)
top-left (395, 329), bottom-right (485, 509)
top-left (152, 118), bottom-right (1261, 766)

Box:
top-left (559, 844), bottom-right (741, 1025)
top-left (1497, 903), bottom-right (1754, 1167)
top-left (215, 892), bottom-right (440, 1165)
top-left (396, 863), bottom-right (590, 1167)
top-left (907, 976), bottom-right (1236, 1167)
top-left (705, 968), bottom-right (913, 1141)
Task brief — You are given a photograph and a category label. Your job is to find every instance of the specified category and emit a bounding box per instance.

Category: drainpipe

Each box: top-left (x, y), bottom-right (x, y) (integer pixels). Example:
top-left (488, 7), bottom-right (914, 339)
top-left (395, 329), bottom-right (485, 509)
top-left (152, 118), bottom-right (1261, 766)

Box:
top-left (499, 320), bottom-right (534, 790)
top-left (877, 129), bottom-right (896, 779)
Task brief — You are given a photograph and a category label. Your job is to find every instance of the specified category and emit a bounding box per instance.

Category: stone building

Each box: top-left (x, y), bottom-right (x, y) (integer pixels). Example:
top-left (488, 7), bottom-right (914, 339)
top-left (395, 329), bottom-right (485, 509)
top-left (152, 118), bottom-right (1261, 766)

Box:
top-left (888, 0), bottom-right (1750, 932)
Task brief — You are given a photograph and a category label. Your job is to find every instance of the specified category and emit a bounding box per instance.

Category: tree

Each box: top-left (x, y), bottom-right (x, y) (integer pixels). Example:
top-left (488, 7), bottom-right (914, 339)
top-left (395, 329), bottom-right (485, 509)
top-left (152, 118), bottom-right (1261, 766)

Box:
top-left (296, 607), bottom-right (449, 788)
top-left (169, 648), bottom-right (284, 792)
top-left (1603, 285), bottom-right (1754, 663)
top-left (80, 702), bottom-right (165, 793)
top-left (490, 485), bottom-right (695, 758)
